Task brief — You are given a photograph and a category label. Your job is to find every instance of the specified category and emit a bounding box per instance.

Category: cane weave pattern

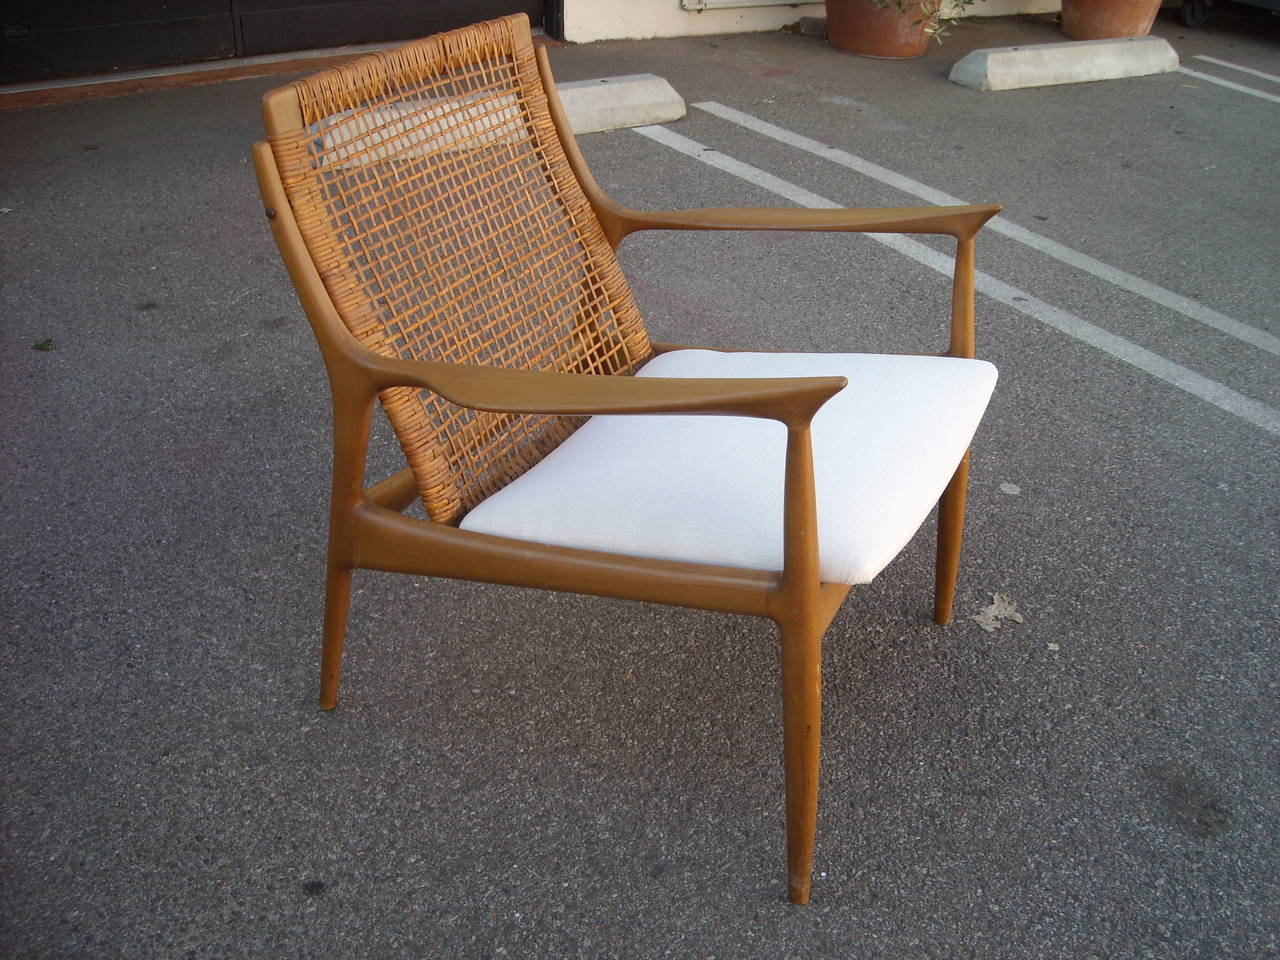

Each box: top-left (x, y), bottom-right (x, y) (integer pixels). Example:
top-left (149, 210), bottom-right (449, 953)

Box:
top-left (270, 15), bottom-right (652, 523)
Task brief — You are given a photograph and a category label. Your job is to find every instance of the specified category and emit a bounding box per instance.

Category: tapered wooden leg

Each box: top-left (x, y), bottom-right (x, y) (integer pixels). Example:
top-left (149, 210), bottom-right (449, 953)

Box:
top-left (780, 616), bottom-right (823, 905)
top-left (934, 450), bottom-right (971, 626)
top-left (319, 563), bottom-right (353, 710)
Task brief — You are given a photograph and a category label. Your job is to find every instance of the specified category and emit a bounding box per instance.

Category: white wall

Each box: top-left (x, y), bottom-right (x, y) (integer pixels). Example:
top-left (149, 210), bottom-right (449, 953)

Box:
top-left (562, 1), bottom-right (827, 43)
top-left (561, 0), bottom-right (1061, 43)
top-left (951, 0), bottom-right (1061, 17)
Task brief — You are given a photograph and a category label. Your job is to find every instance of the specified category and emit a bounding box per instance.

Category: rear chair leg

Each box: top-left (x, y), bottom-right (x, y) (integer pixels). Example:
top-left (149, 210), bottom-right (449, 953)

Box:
top-left (319, 563), bottom-right (353, 710)
top-left (779, 616), bottom-right (823, 905)
top-left (935, 450), bottom-right (972, 625)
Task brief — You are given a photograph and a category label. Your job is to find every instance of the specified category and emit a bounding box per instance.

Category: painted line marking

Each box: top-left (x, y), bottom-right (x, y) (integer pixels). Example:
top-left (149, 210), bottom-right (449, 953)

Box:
top-left (633, 124), bottom-right (1280, 438)
top-left (1178, 67), bottom-right (1280, 104)
top-left (1193, 55), bottom-right (1280, 85)
top-left (693, 101), bottom-right (1280, 358)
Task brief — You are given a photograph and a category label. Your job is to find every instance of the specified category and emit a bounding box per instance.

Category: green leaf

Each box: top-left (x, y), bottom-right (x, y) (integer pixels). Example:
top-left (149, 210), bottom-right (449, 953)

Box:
top-left (32, 339), bottom-right (54, 351)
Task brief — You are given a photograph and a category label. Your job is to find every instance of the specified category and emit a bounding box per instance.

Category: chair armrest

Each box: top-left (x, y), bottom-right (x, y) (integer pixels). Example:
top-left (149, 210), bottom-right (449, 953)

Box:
top-left (533, 47), bottom-right (997, 247)
top-left (361, 352), bottom-right (846, 428)
top-left (612, 203), bottom-right (1001, 242)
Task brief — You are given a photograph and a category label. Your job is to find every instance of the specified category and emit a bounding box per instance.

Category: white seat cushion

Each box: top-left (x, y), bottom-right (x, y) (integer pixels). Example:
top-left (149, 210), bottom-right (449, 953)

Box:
top-left (459, 350), bottom-right (997, 585)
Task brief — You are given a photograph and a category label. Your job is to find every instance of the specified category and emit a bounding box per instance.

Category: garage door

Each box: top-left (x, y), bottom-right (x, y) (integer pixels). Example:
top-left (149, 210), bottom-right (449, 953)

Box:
top-left (1, 0), bottom-right (548, 84)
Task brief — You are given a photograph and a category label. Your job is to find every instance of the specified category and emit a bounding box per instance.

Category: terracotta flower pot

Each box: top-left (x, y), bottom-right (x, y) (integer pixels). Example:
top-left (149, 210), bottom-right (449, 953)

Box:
top-left (826, 0), bottom-right (930, 59)
top-left (1060, 0), bottom-right (1162, 38)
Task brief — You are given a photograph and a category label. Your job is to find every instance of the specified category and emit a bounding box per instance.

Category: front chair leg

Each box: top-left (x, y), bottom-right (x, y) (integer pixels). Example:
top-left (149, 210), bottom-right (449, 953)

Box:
top-left (934, 449), bottom-right (972, 626)
top-left (319, 562), bottom-right (353, 710)
top-left (779, 615), bottom-right (823, 905)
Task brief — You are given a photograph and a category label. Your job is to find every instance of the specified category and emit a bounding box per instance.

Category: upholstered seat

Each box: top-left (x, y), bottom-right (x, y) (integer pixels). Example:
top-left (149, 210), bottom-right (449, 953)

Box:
top-left (462, 350), bottom-right (997, 585)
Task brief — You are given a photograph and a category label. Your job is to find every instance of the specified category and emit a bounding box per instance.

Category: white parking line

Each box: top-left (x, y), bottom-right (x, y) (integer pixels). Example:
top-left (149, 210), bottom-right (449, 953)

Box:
top-left (1178, 67), bottom-right (1280, 104)
top-left (633, 124), bottom-right (1280, 437)
top-left (1193, 55), bottom-right (1280, 85)
top-left (694, 101), bottom-right (1280, 358)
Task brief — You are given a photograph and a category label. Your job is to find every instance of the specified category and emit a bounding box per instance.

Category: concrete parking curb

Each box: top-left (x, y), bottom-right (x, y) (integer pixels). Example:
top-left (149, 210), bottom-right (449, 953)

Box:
top-left (557, 74), bottom-right (686, 134)
top-left (949, 36), bottom-right (1180, 91)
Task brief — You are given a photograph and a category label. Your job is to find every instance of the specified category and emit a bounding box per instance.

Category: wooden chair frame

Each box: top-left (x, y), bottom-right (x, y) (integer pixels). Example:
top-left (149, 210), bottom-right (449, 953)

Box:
top-left (253, 15), bottom-right (998, 905)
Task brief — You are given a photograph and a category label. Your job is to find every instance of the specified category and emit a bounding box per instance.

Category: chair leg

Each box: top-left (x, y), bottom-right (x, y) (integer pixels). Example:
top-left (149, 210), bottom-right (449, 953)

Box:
top-left (319, 562), bottom-right (353, 710)
top-left (779, 616), bottom-right (823, 905)
top-left (934, 450), bottom-right (971, 626)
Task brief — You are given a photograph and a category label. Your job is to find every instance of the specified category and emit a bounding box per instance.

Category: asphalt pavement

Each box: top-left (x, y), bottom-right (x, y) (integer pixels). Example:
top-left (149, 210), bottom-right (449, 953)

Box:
top-left (2, 10), bottom-right (1277, 958)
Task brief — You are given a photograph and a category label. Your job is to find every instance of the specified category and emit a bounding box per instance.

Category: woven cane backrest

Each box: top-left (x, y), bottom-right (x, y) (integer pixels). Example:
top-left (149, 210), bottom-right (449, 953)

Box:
top-left (269, 15), bottom-right (652, 523)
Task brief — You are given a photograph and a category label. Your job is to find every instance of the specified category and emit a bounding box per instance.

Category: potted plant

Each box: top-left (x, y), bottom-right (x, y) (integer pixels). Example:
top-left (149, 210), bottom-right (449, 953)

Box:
top-left (826, 0), bottom-right (976, 59)
top-left (1060, 0), bottom-right (1163, 38)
